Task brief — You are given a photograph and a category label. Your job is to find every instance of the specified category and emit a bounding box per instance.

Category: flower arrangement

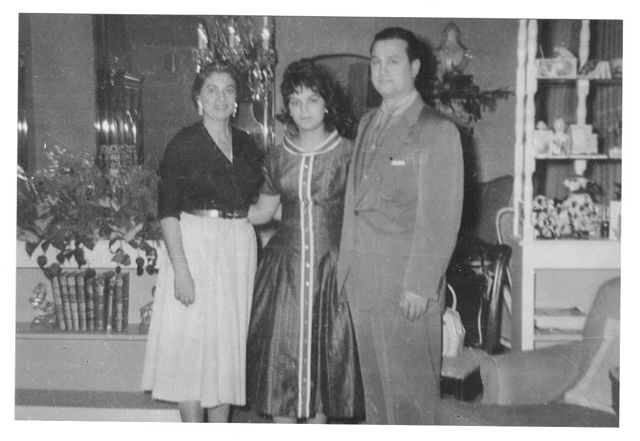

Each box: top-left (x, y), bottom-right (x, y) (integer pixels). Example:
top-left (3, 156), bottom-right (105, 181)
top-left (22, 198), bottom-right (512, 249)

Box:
top-left (532, 176), bottom-right (602, 239)
top-left (17, 145), bottom-right (161, 277)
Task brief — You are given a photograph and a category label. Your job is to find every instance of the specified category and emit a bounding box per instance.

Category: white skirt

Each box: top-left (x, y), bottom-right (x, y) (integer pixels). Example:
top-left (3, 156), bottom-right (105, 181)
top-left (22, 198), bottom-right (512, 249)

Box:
top-left (141, 212), bottom-right (256, 407)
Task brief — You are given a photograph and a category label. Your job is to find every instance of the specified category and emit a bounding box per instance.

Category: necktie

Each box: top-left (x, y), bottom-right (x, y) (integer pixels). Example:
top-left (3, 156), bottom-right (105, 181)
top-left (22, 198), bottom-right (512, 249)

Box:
top-left (372, 110), bottom-right (392, 148)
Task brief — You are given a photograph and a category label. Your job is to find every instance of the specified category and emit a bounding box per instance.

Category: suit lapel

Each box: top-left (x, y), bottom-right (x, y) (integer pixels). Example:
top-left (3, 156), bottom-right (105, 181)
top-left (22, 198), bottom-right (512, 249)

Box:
top-left (354, 98), bottom-right (426, 208)
top-left (352, 112), bottom-right (377, 192)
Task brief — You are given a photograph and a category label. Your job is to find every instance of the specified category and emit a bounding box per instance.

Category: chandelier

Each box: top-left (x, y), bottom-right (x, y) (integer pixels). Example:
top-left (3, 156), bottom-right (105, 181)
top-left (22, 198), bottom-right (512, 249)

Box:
top-left (193, 16), bottom-right (277, 103)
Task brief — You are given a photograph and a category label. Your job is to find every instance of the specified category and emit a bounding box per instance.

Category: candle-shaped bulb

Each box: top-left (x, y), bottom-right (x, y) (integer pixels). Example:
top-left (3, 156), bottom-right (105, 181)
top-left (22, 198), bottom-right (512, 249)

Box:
top-left (197, 23), bottom-right (208, 51)
top-left (261, 27), bottom-right (270, 51)
top-left (228, 25), bottom-right (236, 48)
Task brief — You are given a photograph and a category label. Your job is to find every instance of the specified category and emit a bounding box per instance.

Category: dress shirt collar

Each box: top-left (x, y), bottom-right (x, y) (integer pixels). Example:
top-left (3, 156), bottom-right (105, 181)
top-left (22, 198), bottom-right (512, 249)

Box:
top-left (380, 89), bottom-right (420, 118)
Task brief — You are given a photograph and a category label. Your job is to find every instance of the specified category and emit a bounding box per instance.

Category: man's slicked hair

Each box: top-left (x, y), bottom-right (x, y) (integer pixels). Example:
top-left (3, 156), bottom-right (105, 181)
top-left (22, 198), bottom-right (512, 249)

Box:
top-left (369, 27), bottom-right (420, 62)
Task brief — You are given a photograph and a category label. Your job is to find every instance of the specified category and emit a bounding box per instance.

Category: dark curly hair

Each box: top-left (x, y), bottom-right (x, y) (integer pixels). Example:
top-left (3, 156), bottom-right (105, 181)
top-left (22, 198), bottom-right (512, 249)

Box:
top-left (277, 59), bottom-right (355, 138)
top-left (191, 61), bottom-right (241, 111)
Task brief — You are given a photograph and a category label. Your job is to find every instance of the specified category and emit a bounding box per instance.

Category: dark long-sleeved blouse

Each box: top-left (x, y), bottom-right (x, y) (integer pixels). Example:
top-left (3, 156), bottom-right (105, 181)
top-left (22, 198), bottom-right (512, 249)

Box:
top-left (157, 121), bottom-right (264, 220)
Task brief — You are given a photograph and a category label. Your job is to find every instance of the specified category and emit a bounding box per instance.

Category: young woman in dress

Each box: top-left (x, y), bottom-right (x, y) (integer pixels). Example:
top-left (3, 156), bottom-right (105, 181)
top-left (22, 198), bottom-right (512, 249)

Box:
top-left (142, 61), bottom-right (263, 422)
top-left (246, 59), bottom-right (364, 424)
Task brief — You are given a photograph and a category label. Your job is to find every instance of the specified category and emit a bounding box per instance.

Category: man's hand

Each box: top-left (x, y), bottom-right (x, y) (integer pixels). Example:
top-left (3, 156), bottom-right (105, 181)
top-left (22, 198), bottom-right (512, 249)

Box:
top-left (399, 291), bottom-right (428, 321)
top-left (174, 267), bottom-right (195, 306)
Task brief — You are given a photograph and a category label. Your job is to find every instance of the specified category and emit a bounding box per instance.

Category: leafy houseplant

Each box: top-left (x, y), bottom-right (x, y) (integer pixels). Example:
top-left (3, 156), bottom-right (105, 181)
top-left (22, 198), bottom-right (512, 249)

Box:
top-left (421, 72), bottom-right (512, 133)
top-left (17, 145), bottom-right (161, 278)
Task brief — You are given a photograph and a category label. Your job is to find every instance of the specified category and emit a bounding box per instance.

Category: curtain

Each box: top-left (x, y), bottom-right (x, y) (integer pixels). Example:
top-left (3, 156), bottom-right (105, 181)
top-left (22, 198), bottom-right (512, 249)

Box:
top-left (537, 20), bottom-right (622, 203)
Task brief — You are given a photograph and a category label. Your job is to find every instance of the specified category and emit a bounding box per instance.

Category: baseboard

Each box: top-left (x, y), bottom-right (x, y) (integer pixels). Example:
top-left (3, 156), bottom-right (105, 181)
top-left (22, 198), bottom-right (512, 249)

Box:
top-left (15, 389), bottom-right (180, 422)
top-left (15, 405), bottom-right (180, 422)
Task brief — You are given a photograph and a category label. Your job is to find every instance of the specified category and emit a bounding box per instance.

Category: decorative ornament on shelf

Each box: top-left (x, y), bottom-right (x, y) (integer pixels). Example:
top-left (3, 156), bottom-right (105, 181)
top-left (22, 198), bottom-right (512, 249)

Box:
top-left (139, 286), bottom-right (155, 333)
top-left (536, 45), bottom-right (578, 79)
top-left (436, 22), bottom-right (472, 76)
top-left (533, 120), bottom-right (552, 155)
top-left (532, 177), bottom-right (603, 240)
top-left (550, 118), bottom-right (571, 156)
top-left (607, 119), bottom-right (622, 158)
top-left (426, 22), bottom-right (512, 130)
top-left (29, 282), bottom-right (57, 329)
top-left (553, 45), bottom-right (577, 61)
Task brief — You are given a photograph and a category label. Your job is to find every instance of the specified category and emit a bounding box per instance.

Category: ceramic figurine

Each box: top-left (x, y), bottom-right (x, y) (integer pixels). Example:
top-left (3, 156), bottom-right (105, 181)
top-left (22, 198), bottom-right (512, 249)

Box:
top-left (550, 118), bottom-right (571, 155)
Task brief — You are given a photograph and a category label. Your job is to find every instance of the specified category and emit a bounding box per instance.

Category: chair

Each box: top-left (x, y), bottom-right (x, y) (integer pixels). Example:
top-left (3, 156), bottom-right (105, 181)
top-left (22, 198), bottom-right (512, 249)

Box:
top-left (495, 206), bottom-right (519, 348)
top-left (437, 277), bottom-right (620, 426)
top-left (440, 235), bottom-right (512, 400)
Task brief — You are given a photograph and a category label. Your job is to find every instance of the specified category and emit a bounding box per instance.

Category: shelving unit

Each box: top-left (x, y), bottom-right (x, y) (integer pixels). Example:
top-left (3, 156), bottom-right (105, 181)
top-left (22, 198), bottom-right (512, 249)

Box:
top-left (513, 19), bottom-right (622, 350)
top-left (534, 154), bottom-right (609, 160)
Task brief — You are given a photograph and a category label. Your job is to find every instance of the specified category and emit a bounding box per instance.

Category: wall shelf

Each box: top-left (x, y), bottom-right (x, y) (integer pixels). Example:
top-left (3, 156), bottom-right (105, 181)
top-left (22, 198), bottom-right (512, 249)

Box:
top-left (534, 154), bottom-right (618, 161)
top-left (537, 77), bottom-right (622, 85)
top-left (16, 322), bottom-right (148, 341)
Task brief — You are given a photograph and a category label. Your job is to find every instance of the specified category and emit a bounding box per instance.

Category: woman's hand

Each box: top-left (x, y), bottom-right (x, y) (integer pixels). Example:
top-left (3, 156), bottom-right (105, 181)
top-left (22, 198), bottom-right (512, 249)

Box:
top-left (173, 266), bottom-right (195, 306)
top-left (248, 194), bottom-right (281, 225)
top-left (160, 217), bottom-right (195, 307)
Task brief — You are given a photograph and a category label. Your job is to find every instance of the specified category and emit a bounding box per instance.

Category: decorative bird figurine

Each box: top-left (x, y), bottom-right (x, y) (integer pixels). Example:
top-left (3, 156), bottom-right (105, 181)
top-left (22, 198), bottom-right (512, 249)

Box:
top-left (553, 45), bottom-right (577, 60)
top-left (436, 22), bottom-right (472, 75)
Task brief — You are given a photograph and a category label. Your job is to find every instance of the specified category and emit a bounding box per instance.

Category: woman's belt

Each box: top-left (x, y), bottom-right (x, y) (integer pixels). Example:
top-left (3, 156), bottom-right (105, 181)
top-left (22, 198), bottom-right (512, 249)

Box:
top-left (186, 209), bottom-right (248, 219)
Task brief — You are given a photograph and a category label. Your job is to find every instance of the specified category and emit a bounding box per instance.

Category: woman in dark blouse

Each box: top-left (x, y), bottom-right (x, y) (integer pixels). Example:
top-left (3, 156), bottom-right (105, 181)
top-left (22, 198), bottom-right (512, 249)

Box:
top-left (142, 61), bottom-right (263, 422)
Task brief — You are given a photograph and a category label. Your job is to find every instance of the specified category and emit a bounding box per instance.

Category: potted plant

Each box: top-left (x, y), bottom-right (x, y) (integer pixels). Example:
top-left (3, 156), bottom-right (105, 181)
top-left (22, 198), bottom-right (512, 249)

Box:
top-left (17, 144), bottom-right (161, 278)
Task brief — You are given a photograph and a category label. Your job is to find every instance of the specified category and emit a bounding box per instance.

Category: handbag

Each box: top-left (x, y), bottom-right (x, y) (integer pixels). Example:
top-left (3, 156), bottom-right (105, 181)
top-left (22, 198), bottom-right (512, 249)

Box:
top-left (442, 283), bottom-right (466, 358)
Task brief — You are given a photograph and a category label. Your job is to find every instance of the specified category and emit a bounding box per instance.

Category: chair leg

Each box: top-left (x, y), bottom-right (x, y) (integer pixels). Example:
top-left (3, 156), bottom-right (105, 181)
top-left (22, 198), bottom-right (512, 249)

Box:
top-left (454, 379), bottom-right (465, 400)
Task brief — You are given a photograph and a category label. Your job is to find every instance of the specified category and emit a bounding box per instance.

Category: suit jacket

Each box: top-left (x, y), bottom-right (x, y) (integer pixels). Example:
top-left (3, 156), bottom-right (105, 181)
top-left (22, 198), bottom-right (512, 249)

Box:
top-left (337, 95), bottom-right (463, 309)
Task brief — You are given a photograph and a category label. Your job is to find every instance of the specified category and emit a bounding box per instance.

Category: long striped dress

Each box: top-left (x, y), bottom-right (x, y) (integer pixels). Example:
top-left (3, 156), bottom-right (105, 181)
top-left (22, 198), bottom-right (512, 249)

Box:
top-left (246, 131), bottom-right (364, 420)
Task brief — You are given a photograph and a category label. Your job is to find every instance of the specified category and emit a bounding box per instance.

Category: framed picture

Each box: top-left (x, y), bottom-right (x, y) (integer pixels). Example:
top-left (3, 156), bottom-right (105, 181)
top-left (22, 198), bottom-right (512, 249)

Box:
top-left (570, 124), bottom-right (598, 154)
top-left (536, 58), bottom-right (577, 79)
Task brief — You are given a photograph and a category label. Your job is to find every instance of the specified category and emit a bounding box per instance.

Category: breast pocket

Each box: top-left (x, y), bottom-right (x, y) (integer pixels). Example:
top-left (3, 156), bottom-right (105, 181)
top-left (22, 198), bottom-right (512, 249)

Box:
top-left (379, 154), bottom-right (419, 204)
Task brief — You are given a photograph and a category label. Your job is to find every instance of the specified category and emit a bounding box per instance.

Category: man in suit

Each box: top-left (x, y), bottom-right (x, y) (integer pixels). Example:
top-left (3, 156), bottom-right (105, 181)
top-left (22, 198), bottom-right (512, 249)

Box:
top-left (337, 27), bottom-right (463, 424)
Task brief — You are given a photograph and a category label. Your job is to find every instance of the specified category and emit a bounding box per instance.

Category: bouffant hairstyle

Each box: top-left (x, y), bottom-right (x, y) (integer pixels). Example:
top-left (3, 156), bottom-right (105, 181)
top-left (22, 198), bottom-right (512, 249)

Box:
top-left (191, 61), bottom-right (241, 110)
top-left (277, 59), bottom-right (354, 138)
